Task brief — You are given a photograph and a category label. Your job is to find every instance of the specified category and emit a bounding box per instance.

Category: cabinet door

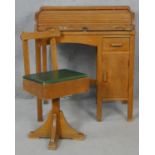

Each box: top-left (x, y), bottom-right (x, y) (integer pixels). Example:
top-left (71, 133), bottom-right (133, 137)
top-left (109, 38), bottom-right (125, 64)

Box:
top-left (102, 52), bottom-right (129, 100)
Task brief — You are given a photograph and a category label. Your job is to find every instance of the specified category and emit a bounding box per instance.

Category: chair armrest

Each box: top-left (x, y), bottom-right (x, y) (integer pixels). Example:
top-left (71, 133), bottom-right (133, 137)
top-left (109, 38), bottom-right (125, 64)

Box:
top-left (20, 28), bottom-right (61, 40)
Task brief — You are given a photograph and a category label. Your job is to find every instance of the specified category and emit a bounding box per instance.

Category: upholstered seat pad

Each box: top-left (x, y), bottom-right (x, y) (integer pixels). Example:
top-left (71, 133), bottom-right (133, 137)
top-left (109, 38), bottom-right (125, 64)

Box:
top-left (23, 69), bottom-right (88, 84)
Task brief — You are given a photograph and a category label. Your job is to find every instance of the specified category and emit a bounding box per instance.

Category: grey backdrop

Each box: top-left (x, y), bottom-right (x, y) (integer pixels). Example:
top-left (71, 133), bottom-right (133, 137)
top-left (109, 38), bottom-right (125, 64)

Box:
top-left (15, 0), bottom-right (139, 99)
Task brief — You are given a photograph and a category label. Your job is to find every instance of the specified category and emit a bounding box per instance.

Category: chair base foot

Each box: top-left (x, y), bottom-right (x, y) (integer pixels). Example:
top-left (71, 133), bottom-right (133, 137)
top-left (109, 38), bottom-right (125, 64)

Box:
top-left (48, 141), bottom-right (57, 150)
top-left (28, 110), bottom-right (85, 150)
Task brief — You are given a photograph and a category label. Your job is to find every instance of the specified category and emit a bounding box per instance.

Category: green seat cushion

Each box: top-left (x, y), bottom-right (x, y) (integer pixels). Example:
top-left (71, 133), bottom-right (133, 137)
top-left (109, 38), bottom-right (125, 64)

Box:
top-left (23, 69), bottom-right (88, 84)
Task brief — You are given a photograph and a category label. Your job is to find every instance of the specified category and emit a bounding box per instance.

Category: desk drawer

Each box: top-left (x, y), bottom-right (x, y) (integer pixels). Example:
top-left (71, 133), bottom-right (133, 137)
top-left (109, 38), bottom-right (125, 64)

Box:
top-left (103, 38), bottom-right (129, 52)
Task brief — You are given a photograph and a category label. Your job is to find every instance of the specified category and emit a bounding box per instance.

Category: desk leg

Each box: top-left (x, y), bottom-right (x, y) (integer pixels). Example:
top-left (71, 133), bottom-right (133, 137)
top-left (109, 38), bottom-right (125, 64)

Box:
top-left (37, 98), bottom-right (43, 121)
top-left (128, 82), bottom-right (134, 121)
top-left (128, 35), bottom-right (135, 121)
top-left (128, 97), bottom-right (133, 121)
top-left (96, 86), bottom-right (103, 121)
top-left (35, 40), bottom-right (43, 121)
top-left (96, 41), bottom-right (103, 122)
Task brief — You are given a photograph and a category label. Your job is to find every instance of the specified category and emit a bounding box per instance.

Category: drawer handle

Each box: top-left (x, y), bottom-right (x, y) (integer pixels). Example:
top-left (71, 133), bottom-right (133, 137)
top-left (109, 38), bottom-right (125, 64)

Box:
top-left (111, 43), bottom-right (123, 47)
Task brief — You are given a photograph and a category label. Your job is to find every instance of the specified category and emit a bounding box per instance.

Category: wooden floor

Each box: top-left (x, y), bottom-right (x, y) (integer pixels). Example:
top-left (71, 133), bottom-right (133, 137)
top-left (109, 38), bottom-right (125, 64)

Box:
top-left (15, 95), bottom-right (139, 155)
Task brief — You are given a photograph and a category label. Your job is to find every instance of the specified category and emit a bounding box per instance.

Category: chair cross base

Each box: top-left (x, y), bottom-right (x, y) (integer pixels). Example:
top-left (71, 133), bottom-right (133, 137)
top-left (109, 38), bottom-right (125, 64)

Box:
top-left (28, 100), bottom-right (85, 150)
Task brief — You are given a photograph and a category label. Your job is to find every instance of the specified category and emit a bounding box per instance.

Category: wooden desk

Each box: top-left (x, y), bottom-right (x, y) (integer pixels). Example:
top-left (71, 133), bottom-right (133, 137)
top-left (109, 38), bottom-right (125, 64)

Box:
top-left (35, 6), bottom-right (135, 121)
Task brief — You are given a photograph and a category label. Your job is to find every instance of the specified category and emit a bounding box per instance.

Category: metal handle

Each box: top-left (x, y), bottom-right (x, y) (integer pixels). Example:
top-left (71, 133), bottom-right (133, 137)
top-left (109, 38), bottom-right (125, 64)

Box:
top-left (111, 43), bottom-right (123, 47)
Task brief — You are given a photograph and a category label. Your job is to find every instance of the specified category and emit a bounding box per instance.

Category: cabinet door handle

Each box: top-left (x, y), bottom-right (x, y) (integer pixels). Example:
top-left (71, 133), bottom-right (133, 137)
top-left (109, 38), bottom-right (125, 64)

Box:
top-left (111, 43), bottom-right (123, 47)
top-left (103, 71), bottom-right (108, 82)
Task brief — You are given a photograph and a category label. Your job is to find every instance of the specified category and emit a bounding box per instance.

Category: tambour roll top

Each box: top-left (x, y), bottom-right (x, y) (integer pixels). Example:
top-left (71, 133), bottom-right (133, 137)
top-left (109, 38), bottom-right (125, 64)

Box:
top-left (35, 6), bottom-right (135, 32)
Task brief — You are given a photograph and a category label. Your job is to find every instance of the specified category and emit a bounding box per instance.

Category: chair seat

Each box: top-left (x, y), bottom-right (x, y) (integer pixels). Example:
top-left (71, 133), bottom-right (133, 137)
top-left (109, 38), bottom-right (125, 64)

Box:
top-left (23, 69), bottom-right (88, 84)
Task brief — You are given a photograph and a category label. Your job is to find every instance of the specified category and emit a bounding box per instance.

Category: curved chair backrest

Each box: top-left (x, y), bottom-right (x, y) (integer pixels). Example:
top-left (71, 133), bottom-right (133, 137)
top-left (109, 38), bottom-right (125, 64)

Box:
top-left (20, 29), bottom-right (61, 75)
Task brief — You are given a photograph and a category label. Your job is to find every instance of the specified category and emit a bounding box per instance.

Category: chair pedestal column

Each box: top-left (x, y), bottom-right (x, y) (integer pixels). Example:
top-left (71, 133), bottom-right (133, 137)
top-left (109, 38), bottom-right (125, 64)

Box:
top-left (28, 99), bottom-right (85, 150)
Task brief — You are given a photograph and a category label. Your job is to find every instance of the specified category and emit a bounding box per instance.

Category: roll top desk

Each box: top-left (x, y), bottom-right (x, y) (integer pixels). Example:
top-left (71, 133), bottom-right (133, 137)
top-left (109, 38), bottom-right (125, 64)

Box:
top-left (35, 6), bottom-right (135, 121)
